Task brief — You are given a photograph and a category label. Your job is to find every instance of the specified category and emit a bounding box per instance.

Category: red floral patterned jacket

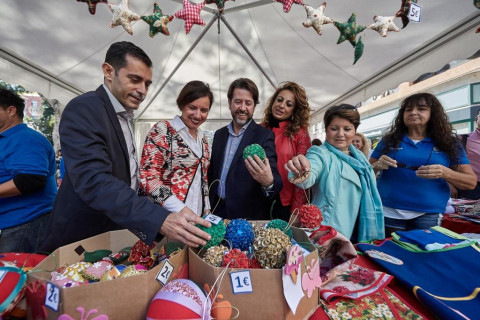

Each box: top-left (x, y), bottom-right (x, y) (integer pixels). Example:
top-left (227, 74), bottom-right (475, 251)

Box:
top-left (139, 121), bottom-right (210, 208)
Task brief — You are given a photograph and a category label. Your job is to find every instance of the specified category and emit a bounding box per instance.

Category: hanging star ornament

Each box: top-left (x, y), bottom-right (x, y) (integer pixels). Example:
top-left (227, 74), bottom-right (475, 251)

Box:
top-left (395, 0), bottom-right (417, 29)
top-left (334, 13), bottom-right (366, 47)
top-left (368, 15), bottom-right (400, 37)
top-left (108, 0), bottom-right (141, 35)
top-left (353, 36), bottom-right (364, 65)
top-left (141, 3), bottom-right (174, 37)
top-left (174, 0), bottom-right (206, 34)
top-left (77, 0), bottom-right (108, 15)
top-left (274, 0), bottom-right (304, 13)
top-left (302, 2), bottom-right (333, 35)
top-left (205, 0), bottom-right (231, 13)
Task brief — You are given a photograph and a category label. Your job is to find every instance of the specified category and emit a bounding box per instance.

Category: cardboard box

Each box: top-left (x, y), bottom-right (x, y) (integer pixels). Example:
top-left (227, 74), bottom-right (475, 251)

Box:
top-left (27, 230), bottom-right (188, 320)
top-left (189, 227), bottom-right (320, 320)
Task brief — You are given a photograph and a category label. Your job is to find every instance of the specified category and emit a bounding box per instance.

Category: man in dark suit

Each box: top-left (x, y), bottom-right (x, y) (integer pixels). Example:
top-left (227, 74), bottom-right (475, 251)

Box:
top-left (208, 78), bottom-right (282, 220)
top-left (41, 42), bottom-right (211, 252)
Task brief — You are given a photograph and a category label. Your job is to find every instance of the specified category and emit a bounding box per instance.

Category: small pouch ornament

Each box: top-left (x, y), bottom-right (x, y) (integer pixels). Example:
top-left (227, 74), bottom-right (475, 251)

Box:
top-left (119, 264), bottom-right (148, 278)
top-left (81, 259), bottom-right (114, 282)
top-left (61, 262), bottom-right (92, 282)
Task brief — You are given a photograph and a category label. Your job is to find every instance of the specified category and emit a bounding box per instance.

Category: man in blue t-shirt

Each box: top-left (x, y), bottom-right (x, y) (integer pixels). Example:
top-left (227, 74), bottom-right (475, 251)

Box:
top-left (0, 88), bottom-right (57, 253)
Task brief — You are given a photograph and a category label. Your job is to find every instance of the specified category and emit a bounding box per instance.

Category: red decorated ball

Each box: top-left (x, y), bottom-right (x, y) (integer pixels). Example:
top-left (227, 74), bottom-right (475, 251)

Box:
top-left (298, 204), bottom-right (323, 229)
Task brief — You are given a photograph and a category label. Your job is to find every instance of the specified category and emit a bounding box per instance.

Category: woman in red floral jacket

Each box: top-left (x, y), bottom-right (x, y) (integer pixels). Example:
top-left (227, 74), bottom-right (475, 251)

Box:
top-left (261, 81), bottom-right (312, 221)
top-left (140, 81), bottom-right (214, 216)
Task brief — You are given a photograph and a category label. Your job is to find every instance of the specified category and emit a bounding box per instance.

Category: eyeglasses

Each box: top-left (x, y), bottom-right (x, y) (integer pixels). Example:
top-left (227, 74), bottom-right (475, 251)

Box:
top-left (395, 163), bottom-right (421, 171)
top-left (327, 104), bottom-right (357, 112)
top-left (393, 146), bottom-right (434, 171)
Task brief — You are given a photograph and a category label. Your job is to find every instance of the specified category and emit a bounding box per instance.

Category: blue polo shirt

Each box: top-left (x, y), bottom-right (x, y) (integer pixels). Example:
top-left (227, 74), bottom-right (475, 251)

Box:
top-left (372, 135), bottom-right (469, 213)
top-left (0, 124), bottom-right (57, 228)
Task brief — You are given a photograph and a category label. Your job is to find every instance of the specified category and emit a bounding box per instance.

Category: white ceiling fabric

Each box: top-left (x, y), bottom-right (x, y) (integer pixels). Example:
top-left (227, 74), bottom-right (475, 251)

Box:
top-left (0, 0), bottom-right (478, 130)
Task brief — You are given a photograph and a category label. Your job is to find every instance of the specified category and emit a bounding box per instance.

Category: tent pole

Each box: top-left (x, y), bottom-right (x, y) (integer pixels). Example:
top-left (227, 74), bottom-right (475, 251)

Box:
top-left (220, 15), bottom-right (276, 89)
top-left (135, 15), bottom-right (219, 122)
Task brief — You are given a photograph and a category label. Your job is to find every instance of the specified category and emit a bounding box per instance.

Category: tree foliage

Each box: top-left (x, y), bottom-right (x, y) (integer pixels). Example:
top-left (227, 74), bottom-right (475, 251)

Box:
top-left (0, 79), bottom-right (54, 144)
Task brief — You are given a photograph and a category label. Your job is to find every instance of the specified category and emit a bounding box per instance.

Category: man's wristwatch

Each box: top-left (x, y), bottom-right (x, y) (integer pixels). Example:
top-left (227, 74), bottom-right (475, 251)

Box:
top-left (262, 183), bottom-right (274, 192)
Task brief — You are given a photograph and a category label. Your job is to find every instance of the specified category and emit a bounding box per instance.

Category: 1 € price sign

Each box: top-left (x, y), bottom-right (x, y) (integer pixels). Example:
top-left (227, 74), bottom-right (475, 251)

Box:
top-left (204, 214), bottom-right (222, 225)
top-left (45, 282), bottom-right (60, 311)
top-left (229, 270), bottom-right (253, 294)
top-left (156, 260), bottom-right (174, 286)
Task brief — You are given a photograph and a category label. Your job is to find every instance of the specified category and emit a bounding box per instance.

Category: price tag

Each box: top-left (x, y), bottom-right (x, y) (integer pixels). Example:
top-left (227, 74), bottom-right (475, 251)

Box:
top-left (204, 214), bottom-right (222, 225)
top-left (156, 260), bottom-right (174, 286)
top-left (229, 270), bottom-right (253, 294)
top-left (408, 3), bottom-right (422, 23)
top-left (45, 283), bottom-right (60, 311)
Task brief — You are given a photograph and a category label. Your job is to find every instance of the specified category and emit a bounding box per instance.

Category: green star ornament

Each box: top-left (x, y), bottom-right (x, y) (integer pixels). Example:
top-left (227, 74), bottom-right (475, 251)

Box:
top-left (205, 0), bottom-right (231, 12)
top-left (141, 3), bottom-right (174, 37)
top-left (334, 13), bottom-right (366, 47)
top-left (353, 36), bottom-right (364, 65)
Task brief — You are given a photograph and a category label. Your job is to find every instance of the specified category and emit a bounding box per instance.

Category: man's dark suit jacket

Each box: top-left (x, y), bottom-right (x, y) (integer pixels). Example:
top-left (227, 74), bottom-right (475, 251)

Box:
top-left (41, 86), bottom-right (168, 252)
top-left (208, 120), bottom-right (282, 220)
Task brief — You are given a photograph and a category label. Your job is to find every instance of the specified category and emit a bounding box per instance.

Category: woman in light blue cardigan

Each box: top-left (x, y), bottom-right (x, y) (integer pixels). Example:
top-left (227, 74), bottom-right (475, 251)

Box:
top-left (286, 104), bottom-right (384, 242)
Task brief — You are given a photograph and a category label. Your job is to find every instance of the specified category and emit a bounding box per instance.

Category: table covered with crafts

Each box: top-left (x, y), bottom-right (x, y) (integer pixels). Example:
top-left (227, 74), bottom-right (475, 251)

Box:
top-left (2, 216), bottom-right (480, 320)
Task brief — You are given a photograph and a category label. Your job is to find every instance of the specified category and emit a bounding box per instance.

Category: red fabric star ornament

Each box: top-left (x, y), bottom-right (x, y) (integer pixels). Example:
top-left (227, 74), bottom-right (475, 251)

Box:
top-left (76, 0), bottom-right (108, 15)
top-left (108, 0), bottom-right (141, 35)
top-left (274, 0), bottom-right (304, 13)
top-left (174, 0), bottom-right (206, 34)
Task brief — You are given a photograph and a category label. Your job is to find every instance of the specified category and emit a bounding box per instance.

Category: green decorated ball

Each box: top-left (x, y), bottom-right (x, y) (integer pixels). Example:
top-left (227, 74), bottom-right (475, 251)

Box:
top-left (243, 144), bottom-right (266, 161)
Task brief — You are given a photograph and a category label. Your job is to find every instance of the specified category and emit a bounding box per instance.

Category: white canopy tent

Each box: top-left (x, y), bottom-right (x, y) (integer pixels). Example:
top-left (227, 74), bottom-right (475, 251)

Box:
top-left (0, 0), bottom-right (479, 134)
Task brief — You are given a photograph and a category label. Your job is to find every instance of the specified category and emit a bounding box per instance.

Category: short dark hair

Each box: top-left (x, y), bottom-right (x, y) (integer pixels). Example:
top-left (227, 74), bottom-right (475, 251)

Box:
top-left (311, 138), bottom-right (322, 146)
top-left (227, 78), bottom-right (259, 105)
top-left (324, 104), bottom-right (360, 129)
top-left (176, 81), bottom-right (214, 110)
top-left (0, 88), bottom-right (25, 119)
top-left (105, 41), bottom-right (152, 73)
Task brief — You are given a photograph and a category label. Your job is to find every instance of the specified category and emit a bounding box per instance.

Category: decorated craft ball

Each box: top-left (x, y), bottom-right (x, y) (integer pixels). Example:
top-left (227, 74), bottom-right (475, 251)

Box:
top-left (0, 266), bottom-right (27, 318)
top-left (267, 219), bottom-right (293, 239)
top-left (242, 144), bottom-right (266, 161)
top-left (224, 219), bottom-right (255, 251)
top-left (203, 245), bottom-right (228, 267)
top-left (222, 249), bottom-right (250, 269)
top-left (248, 257), bottom-right (262, 269)
top-left (298, 204), bottom-right (323, 229)
top-left (253, 228), bottom-right (291, 269)
top-left (197, 220), bottom-right (226, 249)
top-left (146, 279), bottom-right (212, 320)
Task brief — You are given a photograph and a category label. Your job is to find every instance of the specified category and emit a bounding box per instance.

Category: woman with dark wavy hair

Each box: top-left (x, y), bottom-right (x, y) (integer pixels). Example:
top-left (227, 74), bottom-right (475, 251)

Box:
top-left (262, 81), bottom-right (312, 221)
top-left (370, 92), bottom-right (476, 235)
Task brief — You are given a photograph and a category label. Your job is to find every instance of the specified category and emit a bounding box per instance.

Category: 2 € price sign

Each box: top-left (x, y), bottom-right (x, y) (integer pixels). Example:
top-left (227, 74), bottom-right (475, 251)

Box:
top-left (45, 282), bottom-right (60, 311)
top-left (229, 270), bottom-right (253, 294)
top-left (156, 260), bottom-right (174, 286)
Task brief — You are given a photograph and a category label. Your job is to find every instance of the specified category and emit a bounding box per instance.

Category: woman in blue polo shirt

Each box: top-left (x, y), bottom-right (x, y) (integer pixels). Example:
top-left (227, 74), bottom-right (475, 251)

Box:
top-left (370, 92), bottom-right (476, 236)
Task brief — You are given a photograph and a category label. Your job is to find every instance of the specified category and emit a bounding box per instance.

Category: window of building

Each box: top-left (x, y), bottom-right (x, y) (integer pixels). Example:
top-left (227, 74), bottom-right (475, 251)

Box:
top-left (472, 83), bottom-right (480, 104)
top-left (437, 86), bottom-right (470, 110)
